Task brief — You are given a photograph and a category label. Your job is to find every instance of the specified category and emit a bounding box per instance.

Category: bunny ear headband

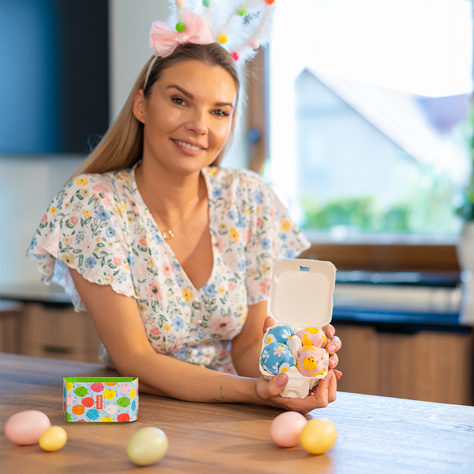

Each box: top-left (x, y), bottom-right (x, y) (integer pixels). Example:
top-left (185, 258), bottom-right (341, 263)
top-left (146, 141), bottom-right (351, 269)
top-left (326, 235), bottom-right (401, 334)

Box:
top-left (144, 0), bottom-right (276, 86)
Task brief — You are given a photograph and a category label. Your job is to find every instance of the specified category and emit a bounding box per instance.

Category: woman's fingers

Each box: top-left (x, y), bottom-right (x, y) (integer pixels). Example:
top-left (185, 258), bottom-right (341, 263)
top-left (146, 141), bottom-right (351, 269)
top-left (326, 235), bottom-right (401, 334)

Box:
top-left (263, 316), bottom-right (276, 334)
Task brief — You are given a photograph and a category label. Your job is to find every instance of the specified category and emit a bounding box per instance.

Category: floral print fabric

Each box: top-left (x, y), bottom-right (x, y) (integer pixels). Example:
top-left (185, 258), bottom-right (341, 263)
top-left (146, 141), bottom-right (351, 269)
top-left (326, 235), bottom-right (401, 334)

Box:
top-left (27, 164), bottom-right (309, 373)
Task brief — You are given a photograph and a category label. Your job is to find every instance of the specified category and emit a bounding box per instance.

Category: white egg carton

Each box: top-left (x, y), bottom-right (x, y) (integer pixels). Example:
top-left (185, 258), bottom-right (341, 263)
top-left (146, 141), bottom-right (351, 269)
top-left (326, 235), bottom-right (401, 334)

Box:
top-left (259, 258), bottom-right (336, 398)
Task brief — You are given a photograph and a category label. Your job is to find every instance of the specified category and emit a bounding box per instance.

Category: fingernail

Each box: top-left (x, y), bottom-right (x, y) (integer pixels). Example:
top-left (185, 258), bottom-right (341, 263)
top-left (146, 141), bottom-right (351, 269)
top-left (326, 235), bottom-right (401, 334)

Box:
top-left (276, 373), bottom-right (288, 387)
top-left (328, 344), bottom-right (336, 352)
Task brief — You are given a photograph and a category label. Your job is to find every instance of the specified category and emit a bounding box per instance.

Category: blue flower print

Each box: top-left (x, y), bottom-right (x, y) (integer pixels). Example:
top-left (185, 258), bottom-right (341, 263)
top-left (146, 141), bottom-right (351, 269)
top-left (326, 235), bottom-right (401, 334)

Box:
top-left (253, 190), bottom-right (264, 204)
top-left (151, 232), bottom-right (163, 245)
top-left (227, 210), bottom-right (236, 220)
top-left (129, 255), bottom-right (135, 267)
top-left (75, 231), bottom-right (85, 244)
top-left (171, 316), bottom-right (184, 331)
top-left (261, 238), bottom-right (271, 250)
top-left (106, 227), bottom-right (116, 237)
top-left (95, 205), bottom-right (111, 222)
top-left (237, 259), bottom-right (246, 272)
top-left (202, 283), bottom-right (218, 297)
top-left (85, 257), bottom-right (97, 269)
top-left (284, 249), bottom-right (296, 258)
top-left (212, 187), bottom-right (222, 198)
top-left (29, 237), bottom-right (37, 250)
top-left (236, 213), bottom-right (246, 228)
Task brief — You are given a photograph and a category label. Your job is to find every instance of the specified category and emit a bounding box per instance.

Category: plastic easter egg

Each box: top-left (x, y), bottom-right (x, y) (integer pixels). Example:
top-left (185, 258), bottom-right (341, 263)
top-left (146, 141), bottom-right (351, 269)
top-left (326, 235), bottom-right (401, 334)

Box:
top-left (127, 427), bottom-right (168, 466)
top-left (4, 410), bottom-right (51, 445)
top-left (269, 412), bottom-right (307, 448)
top-left (39, 426), bottom-right (68, 452)
top-left (300, 418), bottom-right (337, 455)
top-left (260, 342), bottom-right (296, 375)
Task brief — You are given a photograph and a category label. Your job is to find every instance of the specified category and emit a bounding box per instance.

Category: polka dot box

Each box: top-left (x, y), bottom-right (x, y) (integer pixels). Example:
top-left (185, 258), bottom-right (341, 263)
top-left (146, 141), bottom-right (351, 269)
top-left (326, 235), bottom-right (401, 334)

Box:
top-left (63, 377), bottom-right (139, 422)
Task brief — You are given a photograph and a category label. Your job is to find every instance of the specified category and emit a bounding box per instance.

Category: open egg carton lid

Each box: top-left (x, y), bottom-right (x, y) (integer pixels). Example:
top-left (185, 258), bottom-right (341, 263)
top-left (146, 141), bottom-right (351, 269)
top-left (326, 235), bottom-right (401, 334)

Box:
top-left (268, 259), bottom-right (336, 328)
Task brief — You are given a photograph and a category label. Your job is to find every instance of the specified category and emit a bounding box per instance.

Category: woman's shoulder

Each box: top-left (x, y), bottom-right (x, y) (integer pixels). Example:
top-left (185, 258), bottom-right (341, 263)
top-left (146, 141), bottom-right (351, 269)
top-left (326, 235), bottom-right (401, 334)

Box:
top-left (204, 166), bottom-right (270, 191)
top-left (65, 168), bottom-right (134, 193)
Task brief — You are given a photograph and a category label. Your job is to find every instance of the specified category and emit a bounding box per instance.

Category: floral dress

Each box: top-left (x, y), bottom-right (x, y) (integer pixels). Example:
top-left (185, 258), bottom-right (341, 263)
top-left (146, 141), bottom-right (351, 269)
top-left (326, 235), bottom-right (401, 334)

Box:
top-left (27, 163), bottom-right (309, 373)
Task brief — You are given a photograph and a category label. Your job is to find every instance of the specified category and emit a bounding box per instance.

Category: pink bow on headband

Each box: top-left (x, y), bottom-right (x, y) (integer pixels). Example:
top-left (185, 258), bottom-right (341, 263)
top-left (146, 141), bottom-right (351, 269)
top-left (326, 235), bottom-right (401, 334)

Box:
top-left (149, 9), bottom-right (214, 57)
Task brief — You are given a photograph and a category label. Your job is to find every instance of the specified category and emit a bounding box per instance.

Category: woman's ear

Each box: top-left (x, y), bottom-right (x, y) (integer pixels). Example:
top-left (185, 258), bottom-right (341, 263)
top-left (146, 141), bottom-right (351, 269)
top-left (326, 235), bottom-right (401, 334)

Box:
top-left (133, 89), bottom-right (146, 124)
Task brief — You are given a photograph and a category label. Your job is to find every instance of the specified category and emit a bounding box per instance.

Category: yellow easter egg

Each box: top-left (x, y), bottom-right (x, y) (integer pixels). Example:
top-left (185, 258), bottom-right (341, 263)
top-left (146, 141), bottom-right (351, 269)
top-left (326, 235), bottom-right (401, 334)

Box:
top-left (101, 416), bottom-right (114, 422)
top-left (300, 418), bottom-right (337, 455)
top-left (65, 382), bottom-right (73, 391)
top-left (130, 388), bottom-right (136, 399)
top-left (127, 427), bottom-right (168, 466)
top-left (103, 389), bottom-right (116, 399)
top-left (39, 426), bottom-right (67, 452)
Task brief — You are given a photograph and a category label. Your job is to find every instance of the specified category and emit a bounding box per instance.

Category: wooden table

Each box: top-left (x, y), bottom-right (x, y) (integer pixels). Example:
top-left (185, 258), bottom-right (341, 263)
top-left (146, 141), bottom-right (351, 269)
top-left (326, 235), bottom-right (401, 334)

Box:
top-left (1, 354), bottom-right (473, 473)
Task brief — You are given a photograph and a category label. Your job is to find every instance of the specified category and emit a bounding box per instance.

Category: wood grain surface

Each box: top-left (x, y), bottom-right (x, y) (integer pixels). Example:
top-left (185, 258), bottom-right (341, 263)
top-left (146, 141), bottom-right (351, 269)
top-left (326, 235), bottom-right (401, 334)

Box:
top-left (1, 353), bottom-right (473, 474)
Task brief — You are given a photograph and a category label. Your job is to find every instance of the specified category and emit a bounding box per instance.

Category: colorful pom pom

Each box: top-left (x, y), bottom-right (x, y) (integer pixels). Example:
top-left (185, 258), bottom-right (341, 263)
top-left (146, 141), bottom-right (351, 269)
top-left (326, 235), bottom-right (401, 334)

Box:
top-left (175, 21), bottom-right (186, 33)
top-left (175, 0), bottom-right (186, 8)
top-left (265, 0), bottom-right (275, 4)
top-left (231, 51), bottom-right (239, 61)
top-left (202, 0), bottom-right (211, 7)
top-left (236, 7), bottom-right (247, 16)
top-left (217, 34), bottom-right (227, 44)
top-left (248, 38), bottom-right (260, 50)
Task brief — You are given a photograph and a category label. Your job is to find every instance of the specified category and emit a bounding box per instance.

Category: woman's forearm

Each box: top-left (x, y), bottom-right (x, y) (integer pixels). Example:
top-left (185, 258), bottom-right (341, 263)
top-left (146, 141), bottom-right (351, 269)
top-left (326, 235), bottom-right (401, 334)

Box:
top-left (118, 348), bottom-right (258, 403)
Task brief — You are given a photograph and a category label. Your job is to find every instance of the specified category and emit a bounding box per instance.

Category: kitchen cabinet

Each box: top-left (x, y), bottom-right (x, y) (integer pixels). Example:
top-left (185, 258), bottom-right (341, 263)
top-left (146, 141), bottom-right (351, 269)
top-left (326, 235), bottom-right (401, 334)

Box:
top-left (334, 323), bottom-right (473, 405)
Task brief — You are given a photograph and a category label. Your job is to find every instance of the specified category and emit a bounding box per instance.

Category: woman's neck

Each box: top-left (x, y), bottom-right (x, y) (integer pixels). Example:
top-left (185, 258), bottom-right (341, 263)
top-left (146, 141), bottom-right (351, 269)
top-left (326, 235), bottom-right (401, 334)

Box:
top-left (134, 159), bottom-right (206, 225)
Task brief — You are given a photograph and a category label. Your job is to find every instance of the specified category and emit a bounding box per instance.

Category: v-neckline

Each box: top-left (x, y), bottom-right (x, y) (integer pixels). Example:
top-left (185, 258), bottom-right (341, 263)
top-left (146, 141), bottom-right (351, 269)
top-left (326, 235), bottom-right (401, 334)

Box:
top-left (130, 164), bottom-right (217, 293)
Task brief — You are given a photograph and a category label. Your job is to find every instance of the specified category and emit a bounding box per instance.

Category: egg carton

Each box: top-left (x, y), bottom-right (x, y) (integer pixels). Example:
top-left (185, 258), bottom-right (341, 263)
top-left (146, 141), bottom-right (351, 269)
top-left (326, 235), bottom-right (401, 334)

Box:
top-left (259, 259), bottom-right (336, 398)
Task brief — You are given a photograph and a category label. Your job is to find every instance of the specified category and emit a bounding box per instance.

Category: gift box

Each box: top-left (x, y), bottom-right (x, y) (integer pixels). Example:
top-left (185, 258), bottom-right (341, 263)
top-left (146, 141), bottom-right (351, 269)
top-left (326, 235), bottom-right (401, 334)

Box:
top-left (259, 258), bottom-right (336, 398)
top-left (63, 377), bottom-right (139, 422)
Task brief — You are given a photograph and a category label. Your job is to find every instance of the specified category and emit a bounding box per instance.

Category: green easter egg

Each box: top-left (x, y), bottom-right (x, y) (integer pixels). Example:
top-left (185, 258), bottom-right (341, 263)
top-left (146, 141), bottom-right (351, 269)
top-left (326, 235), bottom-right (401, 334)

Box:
top-left (117, 397), bottom-right (130, 408)
top-left (74, 386), bottom-right (88, 397)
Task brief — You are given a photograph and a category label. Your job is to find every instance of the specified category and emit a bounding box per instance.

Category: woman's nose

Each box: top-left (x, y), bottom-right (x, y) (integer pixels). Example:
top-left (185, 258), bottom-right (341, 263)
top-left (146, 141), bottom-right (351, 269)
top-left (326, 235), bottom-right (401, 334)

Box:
top-left (185, 109), bottom-right (208, 135)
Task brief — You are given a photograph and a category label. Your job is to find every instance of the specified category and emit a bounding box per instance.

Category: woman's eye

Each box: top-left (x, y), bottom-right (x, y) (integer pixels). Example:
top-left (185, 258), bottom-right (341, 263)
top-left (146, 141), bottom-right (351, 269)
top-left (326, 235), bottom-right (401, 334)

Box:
top-left (213, 109), bottom-right (229, 117)
top-left (172, 97), bottom-right (186, 106)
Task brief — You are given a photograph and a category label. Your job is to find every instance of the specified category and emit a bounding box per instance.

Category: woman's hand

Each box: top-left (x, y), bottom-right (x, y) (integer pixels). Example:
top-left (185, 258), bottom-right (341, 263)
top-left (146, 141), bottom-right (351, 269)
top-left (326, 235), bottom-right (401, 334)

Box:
top-left (263, 316), bottom-right (342, 380)
top-left (253, 370), bottom-right (337, 414)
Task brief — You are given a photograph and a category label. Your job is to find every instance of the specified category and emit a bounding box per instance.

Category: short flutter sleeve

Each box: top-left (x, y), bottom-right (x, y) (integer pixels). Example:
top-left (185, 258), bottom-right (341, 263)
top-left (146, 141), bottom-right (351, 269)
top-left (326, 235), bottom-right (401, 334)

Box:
top-left (27, 174), bottom-right (135, 310)
top-left (242, 171), bottom-right (310, 305)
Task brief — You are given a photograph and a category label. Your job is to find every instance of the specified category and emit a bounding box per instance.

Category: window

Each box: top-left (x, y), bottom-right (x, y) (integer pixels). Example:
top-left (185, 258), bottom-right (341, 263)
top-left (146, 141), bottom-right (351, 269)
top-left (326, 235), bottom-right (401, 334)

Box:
top-left (244, 0), bottom-right (473, 272)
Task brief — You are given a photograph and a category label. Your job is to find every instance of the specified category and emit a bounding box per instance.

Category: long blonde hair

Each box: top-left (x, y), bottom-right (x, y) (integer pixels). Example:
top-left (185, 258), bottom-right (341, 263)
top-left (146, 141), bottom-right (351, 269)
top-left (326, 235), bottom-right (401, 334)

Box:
top-left (74, 43), bottom-right (240, 177)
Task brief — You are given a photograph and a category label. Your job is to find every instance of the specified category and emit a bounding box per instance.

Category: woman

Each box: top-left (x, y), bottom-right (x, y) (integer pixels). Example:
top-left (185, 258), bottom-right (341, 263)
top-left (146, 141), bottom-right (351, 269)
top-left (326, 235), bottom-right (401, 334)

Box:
top-left (27, 38), bottom-right (341, 413)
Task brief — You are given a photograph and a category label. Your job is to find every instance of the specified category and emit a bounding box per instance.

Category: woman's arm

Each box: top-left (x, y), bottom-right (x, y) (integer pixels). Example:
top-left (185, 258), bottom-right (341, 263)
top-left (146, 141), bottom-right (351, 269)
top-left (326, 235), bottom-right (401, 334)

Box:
top-left (70, 269), bottom-right (338, 413)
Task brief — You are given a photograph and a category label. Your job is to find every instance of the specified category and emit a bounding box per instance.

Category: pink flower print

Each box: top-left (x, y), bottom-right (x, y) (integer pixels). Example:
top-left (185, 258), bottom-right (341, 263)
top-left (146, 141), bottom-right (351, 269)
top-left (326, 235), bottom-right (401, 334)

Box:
top-left (212, 316), bottom-right (235, 335)
top-left (41, 213), bottom-right (48, 223)
top-left (259, 279), bottom-right (270, 296)
top-left (148, 282), bottom-right (162, 300)
top-left (162, 263), bottom-right (172, 276)
top-left (257, 217), bottom-right (262, 228)
top-left (139, 238), bottom-right (147, 247)
top-left (150, 327), bottom-right (161, 337)
top-left (92, 185), bottom-right (112, 206)
top-left (273, 345), bottom-right (286, 357)
top-left (70, 216), bottom-right (78, 226)
top-left (228, 282), bottom-right (237, 291)
top-left (113, 257), bottom-right (122, 266)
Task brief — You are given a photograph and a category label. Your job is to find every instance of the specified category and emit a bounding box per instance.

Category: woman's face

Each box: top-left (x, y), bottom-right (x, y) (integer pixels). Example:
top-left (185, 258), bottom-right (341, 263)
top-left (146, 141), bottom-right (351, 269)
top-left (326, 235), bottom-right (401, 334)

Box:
top-left (133, 59), bottom-right (237, 175)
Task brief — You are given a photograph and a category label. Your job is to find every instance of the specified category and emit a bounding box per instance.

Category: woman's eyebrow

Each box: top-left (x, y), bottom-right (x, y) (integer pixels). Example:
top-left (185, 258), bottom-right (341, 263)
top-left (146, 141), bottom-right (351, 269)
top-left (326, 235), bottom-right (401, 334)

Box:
top-left (166, 84), bottom-right (234, 109)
